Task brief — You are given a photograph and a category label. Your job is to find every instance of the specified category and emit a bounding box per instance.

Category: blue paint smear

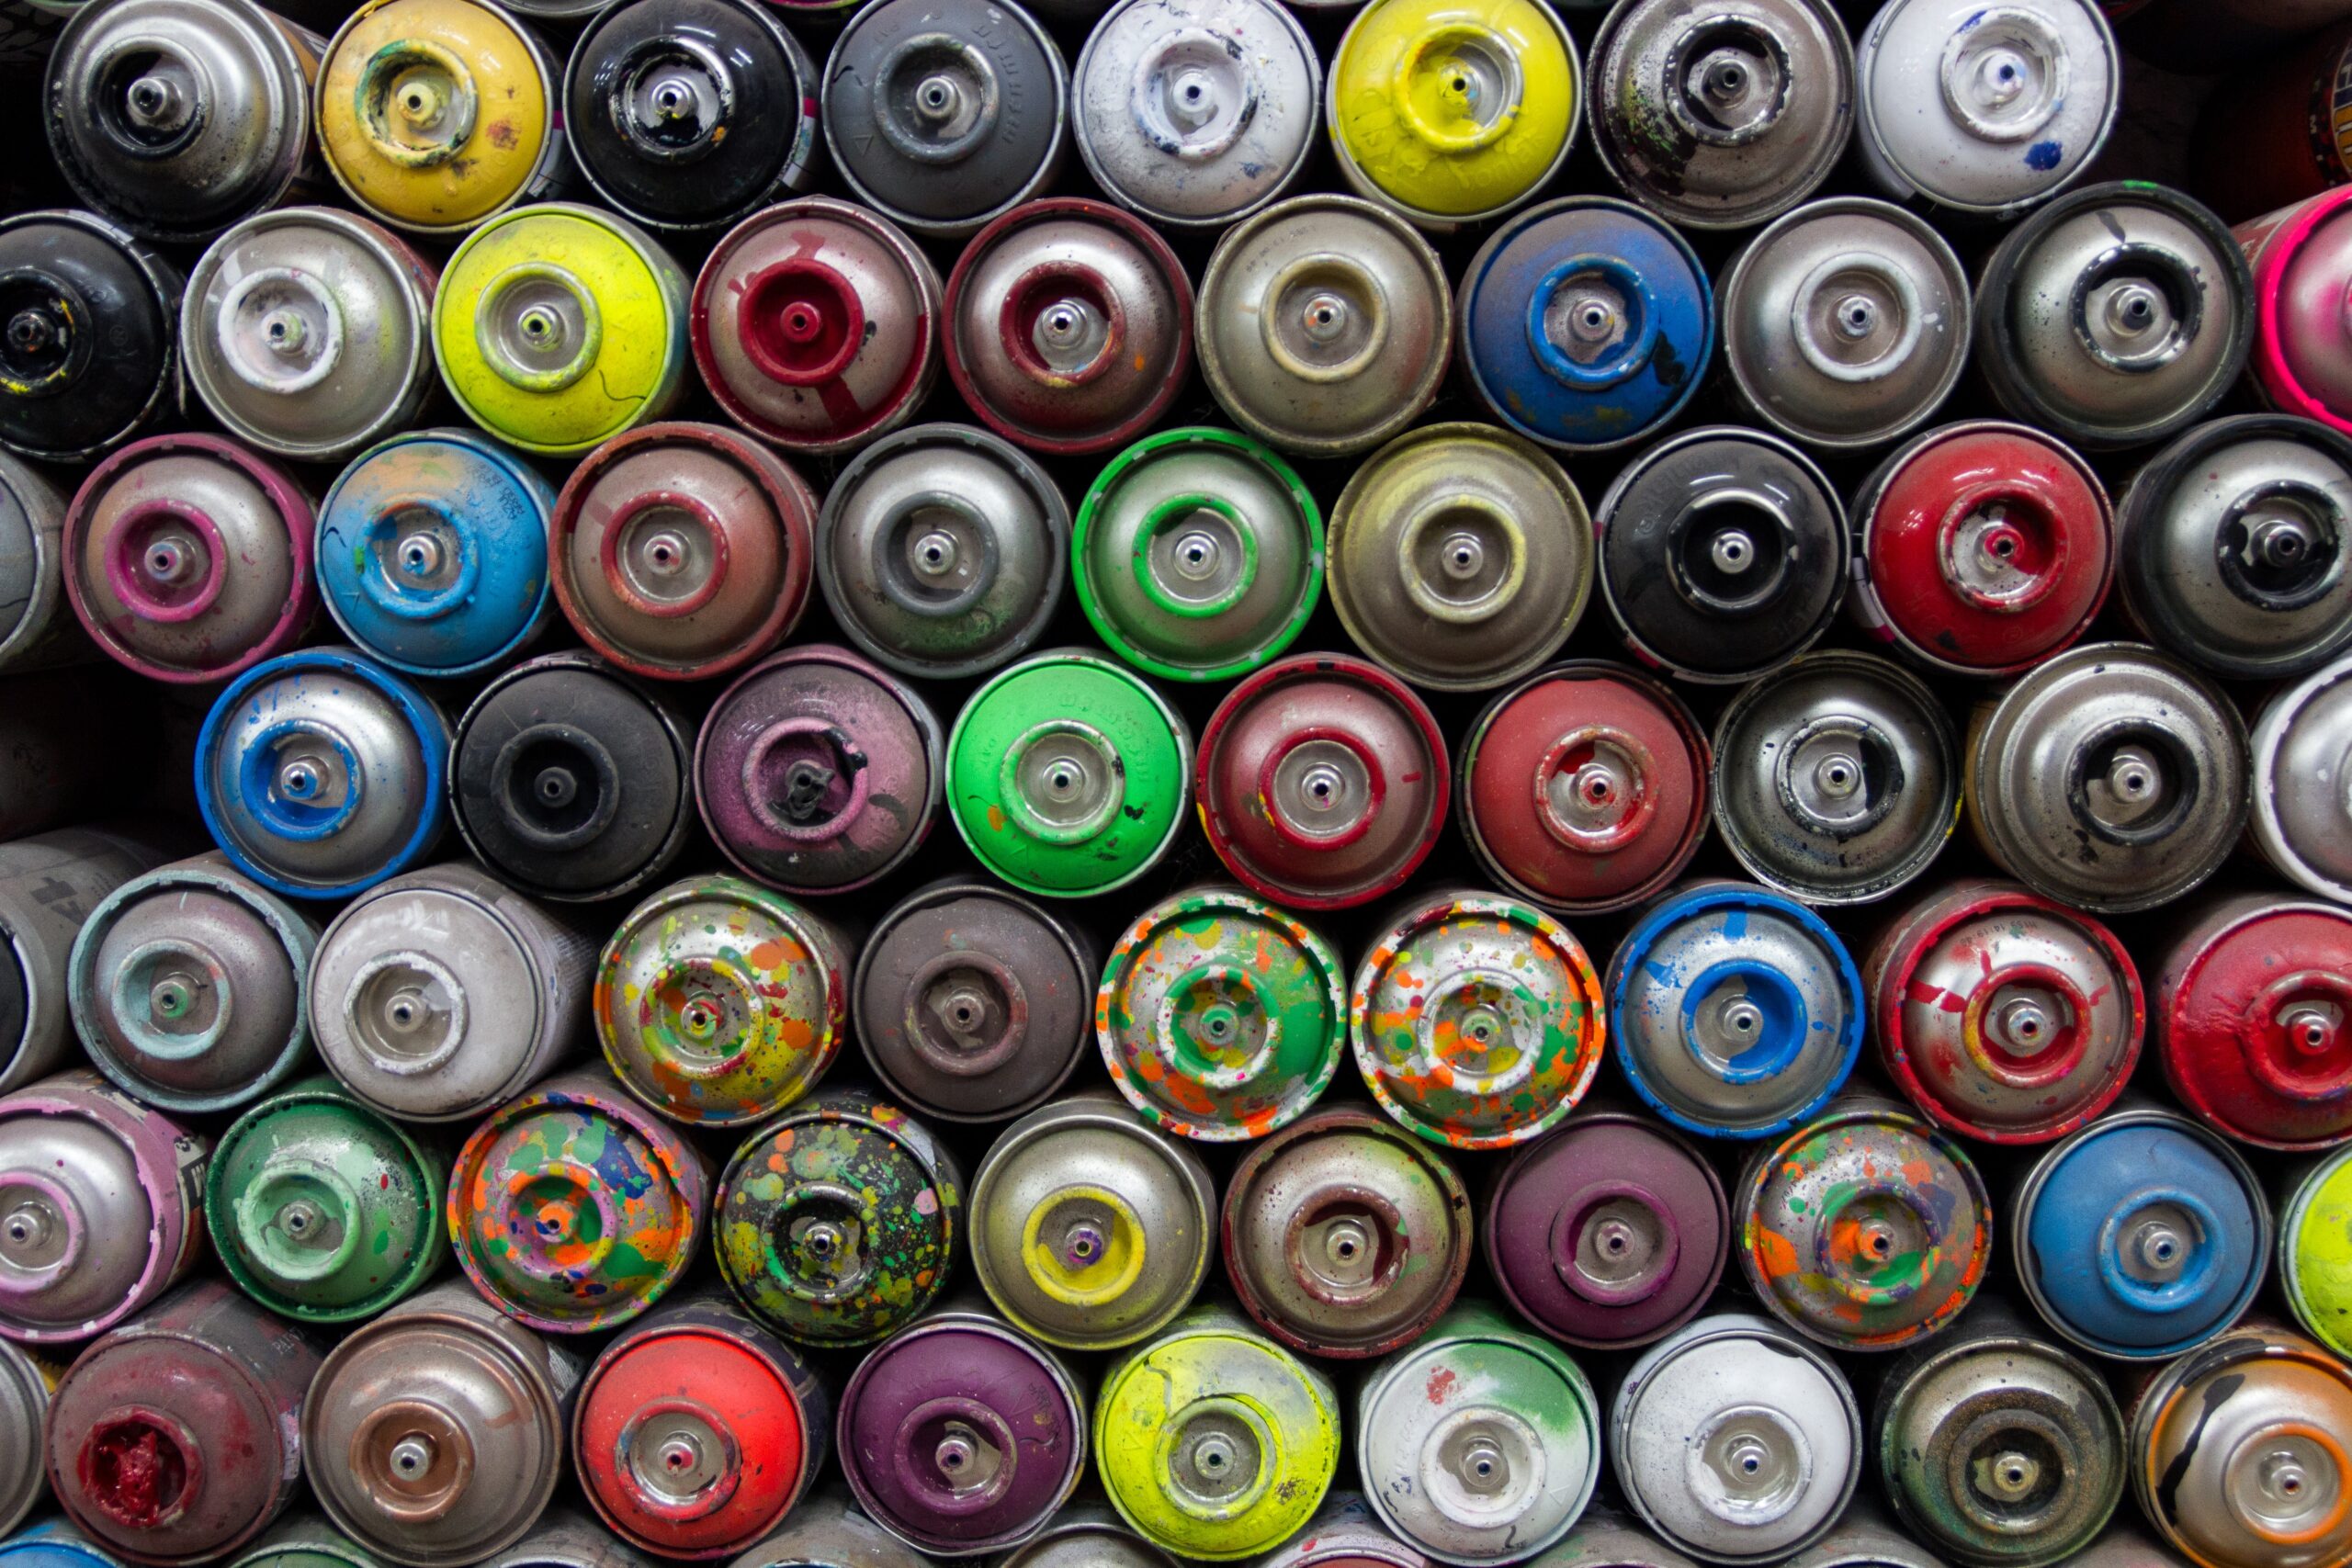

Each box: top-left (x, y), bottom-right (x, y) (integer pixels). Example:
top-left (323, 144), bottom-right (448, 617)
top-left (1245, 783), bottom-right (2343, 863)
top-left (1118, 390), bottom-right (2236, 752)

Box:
top-left (2026, 141), bottom-right (2064, 170)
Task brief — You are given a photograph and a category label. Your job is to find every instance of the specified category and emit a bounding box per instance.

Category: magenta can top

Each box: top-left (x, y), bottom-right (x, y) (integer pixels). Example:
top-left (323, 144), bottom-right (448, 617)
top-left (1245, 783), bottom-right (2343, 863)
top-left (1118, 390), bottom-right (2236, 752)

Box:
top-left (2241, 186), bottom-right (2352, 434)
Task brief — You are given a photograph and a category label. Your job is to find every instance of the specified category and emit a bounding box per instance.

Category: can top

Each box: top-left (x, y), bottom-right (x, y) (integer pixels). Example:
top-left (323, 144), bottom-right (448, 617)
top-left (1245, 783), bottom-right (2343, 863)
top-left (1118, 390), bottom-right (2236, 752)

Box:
top-left (0, 1072), bottom-right (183, 1339)
top-left (2256, 653), bottom-right (2352, 900)
top-left (2256, 190), bottom-right (2352, 428)
top-left (0, 212), bottom-right (179, 466)
top-left (2283, 1144), bottom-right (2352, 1359)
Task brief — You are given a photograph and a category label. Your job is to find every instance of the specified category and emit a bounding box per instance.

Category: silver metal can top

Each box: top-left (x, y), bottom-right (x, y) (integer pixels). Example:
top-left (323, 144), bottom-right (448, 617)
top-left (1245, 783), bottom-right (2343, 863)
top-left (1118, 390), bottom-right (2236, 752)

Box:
top-left (2254, 654), bottom-right (2352, 903)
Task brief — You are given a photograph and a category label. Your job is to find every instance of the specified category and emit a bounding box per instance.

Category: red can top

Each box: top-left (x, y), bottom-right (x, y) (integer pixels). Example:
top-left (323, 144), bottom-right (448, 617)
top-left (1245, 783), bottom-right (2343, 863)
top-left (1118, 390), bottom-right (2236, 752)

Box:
top-left (2159, 895), bottom-right (2352, 1150)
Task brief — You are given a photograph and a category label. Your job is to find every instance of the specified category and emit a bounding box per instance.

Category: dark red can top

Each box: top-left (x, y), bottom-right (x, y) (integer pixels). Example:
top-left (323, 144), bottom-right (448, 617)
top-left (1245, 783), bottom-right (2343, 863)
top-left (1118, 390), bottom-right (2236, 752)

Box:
top-left (2159, 895), bottom-right (2352, 1150)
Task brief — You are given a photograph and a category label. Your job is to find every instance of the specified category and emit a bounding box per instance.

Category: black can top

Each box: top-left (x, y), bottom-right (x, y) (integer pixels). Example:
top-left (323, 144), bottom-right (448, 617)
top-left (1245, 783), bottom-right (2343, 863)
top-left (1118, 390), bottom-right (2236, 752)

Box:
top-left (0, 211), bottom-right (176, 464)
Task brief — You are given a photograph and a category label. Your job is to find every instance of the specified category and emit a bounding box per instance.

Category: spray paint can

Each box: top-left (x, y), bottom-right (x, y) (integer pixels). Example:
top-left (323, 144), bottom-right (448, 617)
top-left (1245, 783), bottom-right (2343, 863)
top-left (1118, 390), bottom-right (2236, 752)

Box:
top-left (2239, 187), bottom-right (2352, 436)
top-left (1484, 1108), bottom-right (1725, 1352)
top-left (2191, 19), bottom-right (2352, 220)
top-left (204, 1076), bottom-right (443, 1324)
top-left (182, 209), bottom-right (437, 464)
top-left (450, 653), bottom-right (694, 905)
top-left (1221, 1106), bottom-right (1469, 1359)
top-left (1532, 1510), bottom-right (1699, 1568)
top-left (714, 1089), bottom-right (961, 1348)
top-left (2155, 893), bottom-right (2352, 1150)
top-left (0, 827), bottom-right (181, 1095)
top-left (945, 200), bottom-right (1192, 457)
top-left (563, 0), bottom-right (817, 233)
top-left (1194, 197), bottom-right (1450, 458)
top-left (0, 211), bottom-right (178, 464)
top-left (2253, 654), bottom-right (2352, 902)
top-left (967, 1093), bottom-right (1216, 1352)
top-left (595, 874), bottom-right (851, 1128)
top-left (695, 646), bottom-right (942, 896)
top-left (573, 1292), bottom-right (827, 1560)
top-left (2282, 1145), bottom-right (2352, 1359)
top-left (1457, 198), bottom-right (1711, 449)
top-left (1324, 424), bottom-right (1592, 693)
top-left (994, 1505), bottom-right (1176, 1567)
top-left (0, 455), bottom-right (76, 674)
top-left (1457, 663), bottom-right (1706, 917)
top-left (1965, 642), bottom-right (2248, 914)
top-left (722, 1497), bottom-right (929, 1568)
top-left (1846, 420), bottom-right (2114, 677)
top-left (690, 199), bottom-right (941, 457)
top-left (304, 1280), bottom-right (580, 1568)
top-left (838, 1305), bottom-right (1087, 1556)
top-left (63, 434), bottom-right (312, 685)
top-left (818, 424), bottom-right (1067, 681)
top-left (1196, 658), bottom-right (1446, 909)
top-left (1607, 882), bottom-right (1864, 1141)
top-left (486, 1512), bottom-right (653, 1568)
top-left (1596, 426), bottom-right (1846, 683)
top-left (1709, 651), bottom-right (1958, 905)
top-left (1588, 0), bottom-right (1852, 231)
top-left (0, 1527), bottom-right (119, 1568)
top-left (0, 1341), bottom-right (48, 1539)
top-left (226, 1517), bottom-right (389, 1568)
top-left (2068, 1524), bottom-right (2196, 1568)
top-left (1352, 890), bottom-right (1606, 1152)
top-left (1867, 879), bottom-right (2143, 1145)
top-left (945, 649), bottom-right (1192, 899)
top-left (2011, 1105), bottom-right (2269, 1360)
top-left (550, 422), bottom-right (815, 681)
top-left (1777, 1503), bottom-right (1941, 1568)
top-left (1718, 197), bottom-right (1971, 449)
top-left (1248, 1494), bottom-right (1425, 1568)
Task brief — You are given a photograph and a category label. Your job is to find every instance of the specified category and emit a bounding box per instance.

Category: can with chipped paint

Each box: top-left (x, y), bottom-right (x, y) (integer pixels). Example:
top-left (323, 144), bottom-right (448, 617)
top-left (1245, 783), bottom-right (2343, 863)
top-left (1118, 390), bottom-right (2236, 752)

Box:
top-left (690, 199), bottom-right (942, 457)
top-left (317, 0), bottom-right (568, 238)
top-left (2154, 893), bottom-right (2352, 1151)
top-left (1195, 197), bottom-right (1450, 459)
top-left (1327, 0), bottom-right (1579, 230)
top-left (818, 424), bottom-right (1067, 681)
top-left (1324, 424), bottom-right (1592, 694)
top-left (1596, 426), bottom-right (1846, 684)
top-left (715, 1089), bottom-right (961, 1348)
top-left (1197, 658), bottom-right (1446, 910)
top-left (44, 0), bottom-right (317, 244)
top-left (1095, 1303), bottom-right (1340, 1562)
top-left (0, 1528), bottom-right (122, 1568)
top-left (1718, 197), bottom-right (1971, 450)
top-left (0, 454), bottom-right (79, 675)
top-left (2115, 413), bottom-right (2352, 679)
top-left (1872, 1298), bottom-right (2126, 1566)
top-left (1606, 882), bottom-right (1863, 1142)
top-left (2282, 1145), bottom-right (2352, 1359)
top-left (182, 209), bottom-right (438, 464)
top-left (550, 422), bottom-right (815, 682)
top-left (838, 1304), bottom-right (1087, 1556)
top-left (1532, 1510), bottom-right (1700, 1568)
top-left (563, 0), bottom-right (818, 234)
top-left (2011, 1104), bottom-right (2269, 1360)
top-left (303, 1280), bottom-right (582, 1568)
top-left (0, 1069), bottom-right (205, 1344)
top-left (1074, 429), bottom-right (1320, 683)
top-left (1976, 183), bottom-right (2254, 451)
top-left (1221, 1105), bottom-right (1470, 1359)
top-left (1249, 1494), bottom-right (1425, 1568)
top-left (450, 652), bottom-right (695, 905)
top-left (967, 1092), bottom-right (1216, 1353)
top-left (945, 649), bottom-right (1192, 900)
top-left (722, 1497), bottom-right (929, 1568)
top-left (204, 1076), bottom-right (443, 1324)
top-left (573, 1291), bottom-right (827, 1559)
top-left (226, 1517), bottom-right (390, 1568)
top-left (1853, 0), bottom-right (2119, 219)
top-left (1457, 663), bottom-right (1706, 917)
top-left (1710, 651), bottom-right (1958, 906)
top-left (0, 1341), bottom-right (49, 1539)
top-left (945, 199), bottom-right (1192, 457)
top-left (1355, 1303), bottom-right (1599, 1564)
top-left (2191, 19), bottom-right (2352, 220)
top-left (993, 1504), bottom-right (1177, 1568)
top-left (0, 828), bottom-right (186, 1096)
top-left (1736, 1095), bottom-right (1991, 1353)
top-left (1457, 199), bottom-right (1711, 450)
top-left (855, 881), bottom-right (1092, 1125)
top-left (435, 205), bottom-right (688, 457)
top-left (487, 1511), bottom-right (654, 1568)
top-left (2253, 653), bottom-right (2352, 902)
top-left (64, 434), bottom-right (313, 685)
top-left (1588, 0), bottom-right (1853, 231)
top-left (595, 874), bottom-right (851, 1129)
top-left (1351, 890), bottom-right (1607, 1153)
top-left (0, 211), bottom-right (178, 465)
top-left (1965, 642), bottom-right (2248, 915)
top-left (2238, 187), bottom-right (2352, 437)
top-left (69, 852), bottom-right (315, 1114)
top-left (2129, 1322), bottom-right (2352, 1568)
top-left (1867, 879), bottom-right (2143, 1145)
top-left (1847, 420), bottom-right (2114, 678)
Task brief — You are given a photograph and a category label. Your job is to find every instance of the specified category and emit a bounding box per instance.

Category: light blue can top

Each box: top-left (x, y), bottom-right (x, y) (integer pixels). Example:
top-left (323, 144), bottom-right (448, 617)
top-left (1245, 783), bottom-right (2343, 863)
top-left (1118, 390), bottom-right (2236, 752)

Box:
top-left (2, 1521), bottom-right (126, 1568)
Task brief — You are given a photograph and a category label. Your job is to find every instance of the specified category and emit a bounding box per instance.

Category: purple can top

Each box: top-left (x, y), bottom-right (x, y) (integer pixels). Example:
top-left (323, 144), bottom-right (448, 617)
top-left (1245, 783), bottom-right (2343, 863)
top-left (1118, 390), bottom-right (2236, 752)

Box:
top-left (1483, 1109), bottom-right (1727, 1350)
top-left (837, 1309), bottom-right (1086, 1554)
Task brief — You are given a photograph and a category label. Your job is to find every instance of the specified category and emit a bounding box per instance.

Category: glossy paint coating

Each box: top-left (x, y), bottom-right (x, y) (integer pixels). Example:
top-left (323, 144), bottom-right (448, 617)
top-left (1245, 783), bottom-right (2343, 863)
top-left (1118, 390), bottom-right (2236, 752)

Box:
top-left (2285, 1146), bottom-right (2352, 1359)
top-left (0, 212), bottom-right (179, 465)
top-left (2155, 893), bottom-right (2352, 1150)
top-left (2239, 187), bottom-right (2352, 436)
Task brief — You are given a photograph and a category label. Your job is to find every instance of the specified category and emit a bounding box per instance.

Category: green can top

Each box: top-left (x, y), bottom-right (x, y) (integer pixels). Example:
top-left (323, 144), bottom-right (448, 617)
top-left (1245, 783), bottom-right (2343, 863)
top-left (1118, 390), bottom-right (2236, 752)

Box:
top-left (2286, 1145), bottom-right (2352, 1359)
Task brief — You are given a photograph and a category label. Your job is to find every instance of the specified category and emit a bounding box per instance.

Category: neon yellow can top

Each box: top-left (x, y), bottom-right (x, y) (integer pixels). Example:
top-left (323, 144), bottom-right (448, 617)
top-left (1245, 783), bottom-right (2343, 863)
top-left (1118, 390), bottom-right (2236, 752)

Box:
top-left (1328, 0), bottom-right (1580, 225)
top-left (319, 0), bottom-right (556, 232)
top-left (2287, 1146), bottom-right (2352, 1359)
top-left (435, 204), bottom-right (690, 457)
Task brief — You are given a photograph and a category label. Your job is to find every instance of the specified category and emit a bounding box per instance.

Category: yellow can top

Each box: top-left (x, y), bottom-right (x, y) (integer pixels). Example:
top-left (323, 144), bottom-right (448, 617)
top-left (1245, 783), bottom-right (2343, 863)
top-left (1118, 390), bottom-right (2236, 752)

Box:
top-left (320, 0), bottom-right (551, 231)
top-left (2290, 1150), bottom-right (2352, 1360)
top-left (1329, 0), bottom-right (1578, 222)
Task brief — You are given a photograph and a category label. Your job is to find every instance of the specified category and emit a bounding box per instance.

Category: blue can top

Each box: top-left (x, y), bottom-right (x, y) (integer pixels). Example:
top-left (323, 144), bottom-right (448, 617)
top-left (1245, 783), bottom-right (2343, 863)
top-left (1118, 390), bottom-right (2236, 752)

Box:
top-left (1, 1522), bottom-right (124, 1568)
top-left (2023, 1114), bottom-right (2268, 1359)
top-left (1458, 197), bottom-right (1714, 452)
top-left (316, 429), bottom-right (555, 676)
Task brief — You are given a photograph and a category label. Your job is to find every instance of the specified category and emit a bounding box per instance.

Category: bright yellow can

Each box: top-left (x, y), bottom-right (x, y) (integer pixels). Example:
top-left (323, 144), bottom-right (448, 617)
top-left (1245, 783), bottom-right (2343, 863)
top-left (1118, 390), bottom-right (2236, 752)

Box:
top-left (2286, 1145), bottom-right (2352, 1359)
top-left (1328, 0), bottom-right (1580, 227)
top-left (318, 0), bottom-right (563, 234)
top-left (435, 203), bottom-right (691, 457)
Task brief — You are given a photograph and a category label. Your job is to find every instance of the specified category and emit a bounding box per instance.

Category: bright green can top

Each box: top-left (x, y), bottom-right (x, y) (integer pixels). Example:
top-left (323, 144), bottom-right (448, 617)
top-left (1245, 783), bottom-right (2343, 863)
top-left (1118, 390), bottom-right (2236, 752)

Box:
top-left (947, 649), bottom-right (1193, 897)
top-left (1073, 428), bottom-right (1324, 682)
top-left (2285, 1145), bottom-right (2352, 1358)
